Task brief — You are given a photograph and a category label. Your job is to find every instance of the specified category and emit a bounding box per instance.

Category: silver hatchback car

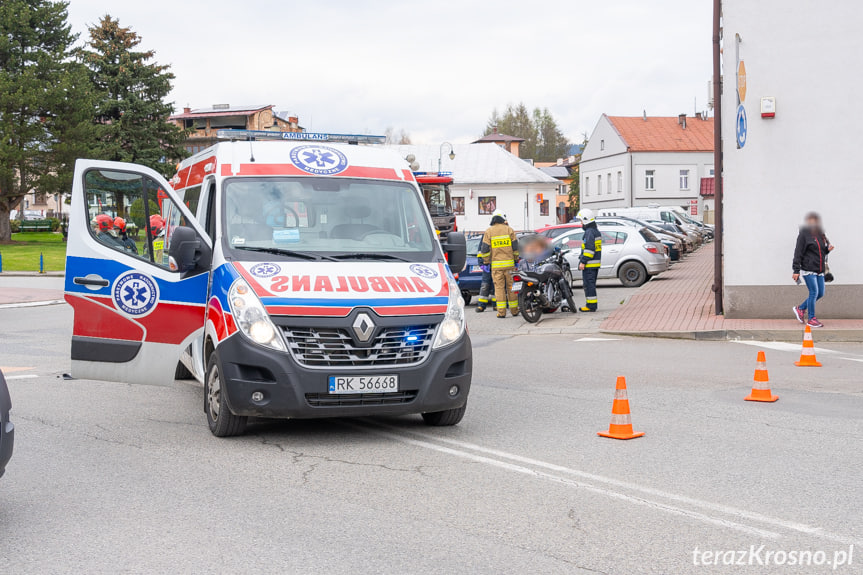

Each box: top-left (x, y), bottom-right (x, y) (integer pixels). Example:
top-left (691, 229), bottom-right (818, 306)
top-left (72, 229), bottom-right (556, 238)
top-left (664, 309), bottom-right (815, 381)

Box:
top-left (551, 225), bottom-right (669, 287)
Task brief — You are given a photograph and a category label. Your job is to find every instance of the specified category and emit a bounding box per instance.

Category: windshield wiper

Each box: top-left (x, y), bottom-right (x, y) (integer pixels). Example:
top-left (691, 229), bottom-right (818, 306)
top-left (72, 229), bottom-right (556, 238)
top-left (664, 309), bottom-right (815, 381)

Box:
top-left (235, 246), bottom-right (337, 261)
top-left (330, 253), bottom-right (410, 262)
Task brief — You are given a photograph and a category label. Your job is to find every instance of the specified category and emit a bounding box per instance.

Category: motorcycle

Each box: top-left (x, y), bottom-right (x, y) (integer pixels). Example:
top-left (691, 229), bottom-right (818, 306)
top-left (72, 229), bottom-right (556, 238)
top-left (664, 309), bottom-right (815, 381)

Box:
top-left (512, 247), bottom-right (578, 323)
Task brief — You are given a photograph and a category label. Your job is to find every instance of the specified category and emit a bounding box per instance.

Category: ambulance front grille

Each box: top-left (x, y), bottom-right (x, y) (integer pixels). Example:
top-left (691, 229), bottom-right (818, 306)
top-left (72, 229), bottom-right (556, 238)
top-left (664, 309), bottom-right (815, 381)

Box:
top-left (282, 325), bottom-right (436, 368)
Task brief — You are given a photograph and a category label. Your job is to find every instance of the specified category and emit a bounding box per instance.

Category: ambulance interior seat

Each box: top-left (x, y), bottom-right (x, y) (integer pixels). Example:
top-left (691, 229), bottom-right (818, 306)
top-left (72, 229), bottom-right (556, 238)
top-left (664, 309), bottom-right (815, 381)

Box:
top-left (329, 204), bottom-right (379, 240)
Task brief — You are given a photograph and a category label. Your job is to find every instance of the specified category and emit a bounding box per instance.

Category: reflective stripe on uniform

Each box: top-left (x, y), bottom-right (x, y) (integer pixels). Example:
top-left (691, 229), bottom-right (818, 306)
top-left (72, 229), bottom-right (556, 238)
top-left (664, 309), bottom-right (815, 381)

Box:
top-left (492, 259), bottom-right (514, 268)
top-left (477, 251), bottom-right (490, 258)
top-left (583, 249), bottom-right (595, 257)
top-left (585, 262), bottom-right (601, 268)
top-left (496, 301), bottom-right (506, 309)
top-left (477, 296), bottom-right (489, 303)
top-left (508, 300), bottom-right (518, 308)
top-left (586, 298), bottom-right (598, 303)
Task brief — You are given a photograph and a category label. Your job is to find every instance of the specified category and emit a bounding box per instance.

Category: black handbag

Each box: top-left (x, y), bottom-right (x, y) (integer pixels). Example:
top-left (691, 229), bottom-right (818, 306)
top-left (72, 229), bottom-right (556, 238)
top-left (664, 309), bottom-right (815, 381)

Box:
top-left (824, 254), bottom-right (834, 283)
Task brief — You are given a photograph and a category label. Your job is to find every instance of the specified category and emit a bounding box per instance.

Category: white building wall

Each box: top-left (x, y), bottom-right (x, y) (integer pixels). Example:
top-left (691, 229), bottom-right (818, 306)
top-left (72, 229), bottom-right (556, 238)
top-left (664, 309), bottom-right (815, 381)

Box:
top-left (451, 183), bottom-right (557, 233)
top-left (722, 0), bottom-right (863, 318)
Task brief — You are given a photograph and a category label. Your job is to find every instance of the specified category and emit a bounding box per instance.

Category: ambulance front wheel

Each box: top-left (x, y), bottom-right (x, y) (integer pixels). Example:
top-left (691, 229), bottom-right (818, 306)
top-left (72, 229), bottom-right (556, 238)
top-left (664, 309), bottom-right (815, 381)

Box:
top-left (421, 403), bottom-right (467, 426)
top-left (205, 352), bottom-right (248, 437)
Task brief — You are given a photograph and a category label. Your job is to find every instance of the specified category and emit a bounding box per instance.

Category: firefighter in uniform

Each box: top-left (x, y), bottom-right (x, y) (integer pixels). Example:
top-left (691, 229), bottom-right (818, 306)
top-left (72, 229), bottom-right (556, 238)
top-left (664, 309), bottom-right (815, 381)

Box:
top-left (577, 208), bottom-right (601, 312)
top-left (478, 210), bottom-right (520, 318)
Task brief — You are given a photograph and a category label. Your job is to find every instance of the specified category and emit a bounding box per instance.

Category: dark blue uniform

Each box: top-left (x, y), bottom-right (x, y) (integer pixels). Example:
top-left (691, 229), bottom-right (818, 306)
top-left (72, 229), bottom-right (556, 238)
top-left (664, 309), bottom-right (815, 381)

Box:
top-left (579, 223), bottom-right (602, 311)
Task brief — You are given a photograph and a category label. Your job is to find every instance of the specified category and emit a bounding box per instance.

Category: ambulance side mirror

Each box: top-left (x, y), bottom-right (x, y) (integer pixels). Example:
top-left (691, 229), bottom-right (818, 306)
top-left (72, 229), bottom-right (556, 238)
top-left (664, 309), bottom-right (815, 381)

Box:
top-left (443, 231), bottom-right (467, 273)
top-left (169, 226), bottom-right (211, 275)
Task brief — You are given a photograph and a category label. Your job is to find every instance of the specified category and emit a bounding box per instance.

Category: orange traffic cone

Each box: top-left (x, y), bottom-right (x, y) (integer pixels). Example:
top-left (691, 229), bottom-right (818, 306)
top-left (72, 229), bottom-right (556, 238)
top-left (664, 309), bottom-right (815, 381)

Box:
top-left (745, 351), bottom-right (778, 402)
top-left (795, 325), bottom-right (822, 367)
top-left (598, 376), bottom-right (644, 440)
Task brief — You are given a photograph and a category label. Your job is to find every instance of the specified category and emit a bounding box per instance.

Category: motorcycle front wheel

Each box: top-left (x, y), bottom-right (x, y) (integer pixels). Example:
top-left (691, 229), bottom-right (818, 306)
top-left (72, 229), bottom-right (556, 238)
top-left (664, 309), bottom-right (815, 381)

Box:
top-left (518, 289), bottom-right (543, 323)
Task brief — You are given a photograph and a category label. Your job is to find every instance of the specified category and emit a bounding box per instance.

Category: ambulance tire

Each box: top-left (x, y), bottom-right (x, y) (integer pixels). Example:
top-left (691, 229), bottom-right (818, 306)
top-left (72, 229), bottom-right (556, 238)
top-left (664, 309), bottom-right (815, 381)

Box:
top-left (421, 404), bottom-right (467, 426)
top-left (461, 290), bottom-right (472, 305)
top-left (174, 361), bottom-right (194, 380)
top-left (205, 352), bottom-right (247, 437)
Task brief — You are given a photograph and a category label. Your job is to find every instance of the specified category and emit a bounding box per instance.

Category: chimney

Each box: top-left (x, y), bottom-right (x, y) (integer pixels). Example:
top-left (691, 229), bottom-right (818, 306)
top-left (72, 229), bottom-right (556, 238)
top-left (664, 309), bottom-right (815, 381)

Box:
top-left (678, 113), bottom-right (687, 129)
top-left (493, 125), bottom-right (498, 134)
top-left (183, 106), bottom-right (191, 114)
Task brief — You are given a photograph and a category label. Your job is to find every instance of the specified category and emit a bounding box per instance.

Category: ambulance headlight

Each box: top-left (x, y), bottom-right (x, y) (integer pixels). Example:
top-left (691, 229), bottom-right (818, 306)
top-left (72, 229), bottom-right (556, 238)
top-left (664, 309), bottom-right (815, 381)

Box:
top-left (228, 279), bottom-right (285, 351)
top-left (433, 275), bottom-right (465, 350)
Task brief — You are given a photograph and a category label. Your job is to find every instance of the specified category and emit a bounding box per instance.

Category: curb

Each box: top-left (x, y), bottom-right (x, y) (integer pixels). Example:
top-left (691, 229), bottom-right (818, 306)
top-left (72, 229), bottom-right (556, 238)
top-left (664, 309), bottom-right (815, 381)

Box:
top-left (0, 271), bottom-right (65, 277)
top-left (600, 328), bottom-right (863, 343)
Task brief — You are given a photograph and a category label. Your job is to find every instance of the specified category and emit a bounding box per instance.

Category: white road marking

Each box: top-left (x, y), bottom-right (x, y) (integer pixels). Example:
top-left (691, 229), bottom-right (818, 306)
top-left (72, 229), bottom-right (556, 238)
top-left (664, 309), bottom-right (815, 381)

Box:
top-left (574, 337), bottom-right (621, 342)
top-left (840, 357), bottom-right (863, 363)
top-left (5, 374), bottom-right (38, 380)
top-left (358, 422), bottom-right (863, 547)
top-left (0, 299), bottom-right (65, 310)
top-left (732, 340), bottom-right (840, 355)
top-left (348, 422), bottom-right (780, 539)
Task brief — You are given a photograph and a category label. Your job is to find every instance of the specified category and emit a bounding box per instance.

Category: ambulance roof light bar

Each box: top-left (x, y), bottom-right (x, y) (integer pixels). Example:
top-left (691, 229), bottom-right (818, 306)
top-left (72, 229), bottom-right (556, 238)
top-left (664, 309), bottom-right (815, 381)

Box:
top-left (216, 129), bottom-right (386, 145)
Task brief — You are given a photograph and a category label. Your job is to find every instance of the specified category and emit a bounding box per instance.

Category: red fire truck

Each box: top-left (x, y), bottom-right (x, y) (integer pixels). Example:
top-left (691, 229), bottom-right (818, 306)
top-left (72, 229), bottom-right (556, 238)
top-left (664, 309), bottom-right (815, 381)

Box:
top-left (414, 171), bottom-right (456, 241)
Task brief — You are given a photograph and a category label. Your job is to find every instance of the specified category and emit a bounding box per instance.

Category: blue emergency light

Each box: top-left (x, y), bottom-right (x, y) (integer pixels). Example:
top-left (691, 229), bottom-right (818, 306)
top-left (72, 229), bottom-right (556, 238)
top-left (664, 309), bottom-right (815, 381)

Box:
top-left (216, 129), bottom-right (386, 145)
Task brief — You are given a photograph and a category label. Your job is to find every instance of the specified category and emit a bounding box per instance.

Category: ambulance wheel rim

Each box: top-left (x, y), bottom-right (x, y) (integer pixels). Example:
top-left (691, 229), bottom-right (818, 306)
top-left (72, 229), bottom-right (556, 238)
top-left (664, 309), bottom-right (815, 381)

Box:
top-left (207, 364), bottom-right (221, 420)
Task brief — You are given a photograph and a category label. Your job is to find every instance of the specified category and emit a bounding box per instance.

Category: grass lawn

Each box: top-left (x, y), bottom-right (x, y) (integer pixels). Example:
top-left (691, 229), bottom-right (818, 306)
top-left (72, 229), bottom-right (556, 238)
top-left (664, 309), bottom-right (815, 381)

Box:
top-left (0, 232), bottom-right (67, 272)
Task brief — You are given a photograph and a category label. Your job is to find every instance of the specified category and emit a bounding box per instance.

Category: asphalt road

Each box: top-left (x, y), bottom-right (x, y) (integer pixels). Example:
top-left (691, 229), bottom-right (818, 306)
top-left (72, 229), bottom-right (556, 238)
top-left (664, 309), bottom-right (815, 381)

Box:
top-left (1, 303), bottom-right (862, 574)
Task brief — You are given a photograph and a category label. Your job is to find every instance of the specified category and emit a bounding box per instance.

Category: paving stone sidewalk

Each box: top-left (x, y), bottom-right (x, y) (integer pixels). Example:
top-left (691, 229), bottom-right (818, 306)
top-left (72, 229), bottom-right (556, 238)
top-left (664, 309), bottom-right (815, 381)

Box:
top-left (599, 247), bottom-right (863, 341)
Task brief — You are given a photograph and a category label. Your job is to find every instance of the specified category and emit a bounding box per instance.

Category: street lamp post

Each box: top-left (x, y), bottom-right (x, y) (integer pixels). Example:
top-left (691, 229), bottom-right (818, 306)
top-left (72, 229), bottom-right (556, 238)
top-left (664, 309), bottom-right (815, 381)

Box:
top-left (438, 142), bottom-right (455, 172)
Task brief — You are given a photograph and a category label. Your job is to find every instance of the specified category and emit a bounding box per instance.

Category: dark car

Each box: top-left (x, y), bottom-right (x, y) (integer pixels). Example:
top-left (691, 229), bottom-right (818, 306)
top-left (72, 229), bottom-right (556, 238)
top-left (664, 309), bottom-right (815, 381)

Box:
top-left (456, 236), bottom-right (485, 304)
top-left (0, 370), bottom-right (14, 478)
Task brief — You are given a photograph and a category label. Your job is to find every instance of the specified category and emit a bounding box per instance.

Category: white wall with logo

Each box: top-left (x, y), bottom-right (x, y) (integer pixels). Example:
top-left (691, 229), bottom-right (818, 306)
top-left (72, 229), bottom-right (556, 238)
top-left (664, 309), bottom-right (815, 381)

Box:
top-left (722, 0), bottom-right (863, 317)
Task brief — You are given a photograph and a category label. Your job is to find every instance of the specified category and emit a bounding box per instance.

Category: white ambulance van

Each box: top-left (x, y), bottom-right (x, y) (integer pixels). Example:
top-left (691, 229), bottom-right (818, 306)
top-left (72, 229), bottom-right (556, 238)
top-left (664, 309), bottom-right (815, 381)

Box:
top-left (64, 131), bottom-right (471, 436)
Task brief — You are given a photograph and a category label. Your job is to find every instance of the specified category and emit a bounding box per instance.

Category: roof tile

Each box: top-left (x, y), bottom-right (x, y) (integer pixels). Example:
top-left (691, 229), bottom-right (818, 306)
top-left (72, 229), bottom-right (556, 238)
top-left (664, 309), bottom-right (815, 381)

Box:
top-left (607, 115), bottom-right (714, 152)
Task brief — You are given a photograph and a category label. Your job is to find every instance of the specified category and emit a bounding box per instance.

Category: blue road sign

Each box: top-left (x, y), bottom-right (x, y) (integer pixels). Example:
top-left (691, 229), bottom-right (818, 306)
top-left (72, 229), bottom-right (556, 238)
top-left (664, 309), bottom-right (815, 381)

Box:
top-left (736, 104), bottom-right (748, 148)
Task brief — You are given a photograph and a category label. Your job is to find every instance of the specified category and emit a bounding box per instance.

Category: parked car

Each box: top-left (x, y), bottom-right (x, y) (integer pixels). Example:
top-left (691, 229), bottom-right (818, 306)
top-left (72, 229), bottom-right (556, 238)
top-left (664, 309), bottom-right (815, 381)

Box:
top-left (551, 225), bottom-right (669, 287)
top-left (456, 236), bottom-right (485, 304)
top-left (536, 223), bottom-right (580, 239)
top-left (0, 370), bottom-right (14, 479)
top-left (596, 217), bottom-right (683, 261)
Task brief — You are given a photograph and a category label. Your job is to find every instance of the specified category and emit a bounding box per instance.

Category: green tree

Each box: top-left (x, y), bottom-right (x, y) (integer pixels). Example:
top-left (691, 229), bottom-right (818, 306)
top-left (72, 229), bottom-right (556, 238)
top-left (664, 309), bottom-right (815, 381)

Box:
top-left (568, 138), bottom-right (587, 214)
top-left (82, 15), bottom-right (188, 178)
top-left (0, 0), bottom-right (92, 241)
top-left (483, 103), bottom-right (570, 163)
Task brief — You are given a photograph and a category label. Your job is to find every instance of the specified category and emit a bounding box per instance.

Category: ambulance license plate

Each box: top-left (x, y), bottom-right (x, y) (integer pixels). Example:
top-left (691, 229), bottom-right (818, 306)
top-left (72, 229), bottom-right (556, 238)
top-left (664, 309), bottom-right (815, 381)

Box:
top-left (511, 281), bottom-right (523, 292)
top-left (328, 375), bottom-right (399, 394)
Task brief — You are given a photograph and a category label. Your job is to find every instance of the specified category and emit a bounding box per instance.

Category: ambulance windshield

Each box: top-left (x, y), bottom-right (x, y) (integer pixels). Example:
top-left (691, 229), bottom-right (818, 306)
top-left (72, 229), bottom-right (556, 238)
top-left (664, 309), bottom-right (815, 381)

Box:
top-left (222, 177), bottom-right (437, 261)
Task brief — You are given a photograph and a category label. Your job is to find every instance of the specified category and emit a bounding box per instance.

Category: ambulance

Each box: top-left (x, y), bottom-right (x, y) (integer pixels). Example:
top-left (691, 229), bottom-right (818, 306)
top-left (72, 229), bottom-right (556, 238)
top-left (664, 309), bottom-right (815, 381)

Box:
top-left (64, 131), bottom-right (471, 436)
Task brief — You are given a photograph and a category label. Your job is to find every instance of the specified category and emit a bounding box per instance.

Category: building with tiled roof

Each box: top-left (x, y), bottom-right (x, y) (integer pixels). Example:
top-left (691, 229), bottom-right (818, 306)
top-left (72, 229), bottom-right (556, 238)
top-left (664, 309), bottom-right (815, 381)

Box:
top-left (387, 143), bottom-right (558, 232)
top-left (472, 128), bottom-right (526, 157)
top-left (169, 104), bottom-right (302, 155)
top-left (578, 113), bottom-right (715, 220)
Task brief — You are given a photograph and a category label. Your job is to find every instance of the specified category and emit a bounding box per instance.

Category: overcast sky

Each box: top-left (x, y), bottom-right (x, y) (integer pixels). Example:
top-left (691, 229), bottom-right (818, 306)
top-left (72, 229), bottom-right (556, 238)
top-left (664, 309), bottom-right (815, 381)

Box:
top-left (65, 0), bottom-right (713, 147)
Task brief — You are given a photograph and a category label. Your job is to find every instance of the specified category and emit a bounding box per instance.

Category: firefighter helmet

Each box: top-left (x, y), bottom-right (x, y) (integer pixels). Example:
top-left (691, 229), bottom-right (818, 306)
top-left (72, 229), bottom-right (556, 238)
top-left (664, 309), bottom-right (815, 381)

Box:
top-left (95, 214), bottom-right (114, 232)
top-left (576, 208), bottom-right (596, 224)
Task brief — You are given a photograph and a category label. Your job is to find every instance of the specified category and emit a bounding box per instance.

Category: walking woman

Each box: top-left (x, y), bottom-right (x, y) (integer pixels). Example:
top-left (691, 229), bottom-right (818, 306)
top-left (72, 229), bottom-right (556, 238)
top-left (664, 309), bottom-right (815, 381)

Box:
top-left (792, 212), bottom-right (834, 328)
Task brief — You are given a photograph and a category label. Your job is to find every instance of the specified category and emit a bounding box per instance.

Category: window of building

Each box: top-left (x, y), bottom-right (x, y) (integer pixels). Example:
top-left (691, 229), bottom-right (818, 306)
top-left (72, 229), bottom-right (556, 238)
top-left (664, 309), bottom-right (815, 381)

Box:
top-left (709, 168), bottom-right (715, 176)
top-left (452, 197), bottom-right (465, 215)
top-left (645, 170), bottom-right (655, 190)
top-left (478, 196), bottom-right (497, 215)
top-left (540, 200), bottom-right (549, 216)
top-left (600, 139), bottom-right (605, 151)
top-left (597, 175), bottom-right (602, 195)
top-left (679, 169), bottom-right (690, 190)
top-left (607, 173), bottom-right (612, 195)
top-left (585, 177), bottom-right (589, 197)
top-left (617, 171), bottom-right (623, 192)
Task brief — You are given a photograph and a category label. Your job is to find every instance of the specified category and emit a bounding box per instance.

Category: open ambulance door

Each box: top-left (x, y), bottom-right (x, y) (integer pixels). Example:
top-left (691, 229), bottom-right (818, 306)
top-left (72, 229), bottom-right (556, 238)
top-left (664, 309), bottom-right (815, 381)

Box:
top-left (64, 160), bottom-right (212, 386)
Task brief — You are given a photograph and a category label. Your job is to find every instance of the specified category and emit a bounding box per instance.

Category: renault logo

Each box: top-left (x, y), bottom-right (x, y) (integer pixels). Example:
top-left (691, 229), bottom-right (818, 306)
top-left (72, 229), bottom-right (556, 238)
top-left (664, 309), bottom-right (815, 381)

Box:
top-left (352, 313), bottom-right (375, 342)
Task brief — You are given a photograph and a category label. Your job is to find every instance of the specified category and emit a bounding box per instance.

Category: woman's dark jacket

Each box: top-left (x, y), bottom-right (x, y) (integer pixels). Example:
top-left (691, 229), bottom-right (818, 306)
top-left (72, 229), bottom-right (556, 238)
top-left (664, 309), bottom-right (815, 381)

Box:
top-left (792, 228), bottom-right (830, 274)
